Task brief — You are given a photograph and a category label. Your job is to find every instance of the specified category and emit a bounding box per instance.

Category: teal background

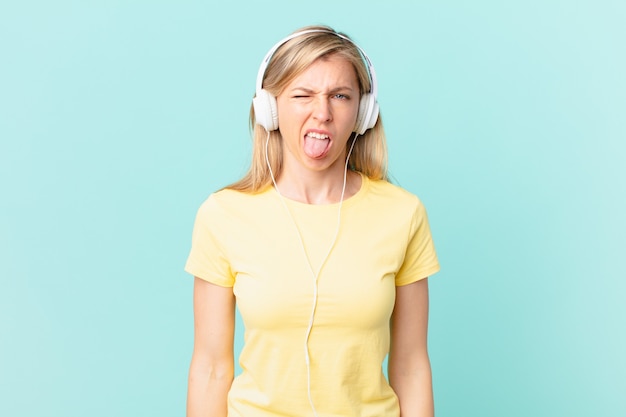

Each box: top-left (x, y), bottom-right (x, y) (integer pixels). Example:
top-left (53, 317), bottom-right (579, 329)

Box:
top-left (1, 1), bottom-right (624, 416)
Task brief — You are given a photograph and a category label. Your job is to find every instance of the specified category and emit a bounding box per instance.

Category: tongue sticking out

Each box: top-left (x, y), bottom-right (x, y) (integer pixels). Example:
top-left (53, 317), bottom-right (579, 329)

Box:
top-left (303, 135), bottom-right (330, 159)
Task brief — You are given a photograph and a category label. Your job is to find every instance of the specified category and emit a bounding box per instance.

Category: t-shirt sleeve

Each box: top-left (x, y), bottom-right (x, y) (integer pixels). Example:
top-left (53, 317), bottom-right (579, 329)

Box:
top-left (395, 199), bottom-right (440, 286)
top-left (184, 195), bottom-right (235, 287)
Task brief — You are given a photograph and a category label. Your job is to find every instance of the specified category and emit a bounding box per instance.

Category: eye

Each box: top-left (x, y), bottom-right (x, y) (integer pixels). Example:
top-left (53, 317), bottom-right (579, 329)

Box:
top-left (333, 93), bottom-right (349, 100)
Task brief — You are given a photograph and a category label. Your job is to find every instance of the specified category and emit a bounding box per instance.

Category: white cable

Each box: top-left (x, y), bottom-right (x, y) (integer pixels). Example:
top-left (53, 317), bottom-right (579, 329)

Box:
top-left (265, 131), bottom-right (359, 417)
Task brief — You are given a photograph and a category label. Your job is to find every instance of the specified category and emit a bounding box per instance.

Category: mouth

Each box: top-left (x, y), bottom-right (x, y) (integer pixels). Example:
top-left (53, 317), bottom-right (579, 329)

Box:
top-left (303, 131), bottom-right (331, 159)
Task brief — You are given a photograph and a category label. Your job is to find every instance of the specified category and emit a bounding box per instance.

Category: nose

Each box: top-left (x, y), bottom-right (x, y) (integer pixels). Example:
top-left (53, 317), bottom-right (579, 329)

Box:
top-left (313, 96), bottom-right (332, 122)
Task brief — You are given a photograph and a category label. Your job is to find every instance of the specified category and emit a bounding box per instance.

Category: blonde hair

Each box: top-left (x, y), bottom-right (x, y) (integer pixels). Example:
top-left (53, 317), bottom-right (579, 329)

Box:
top-left (227, 25), bottom-right (388, 193)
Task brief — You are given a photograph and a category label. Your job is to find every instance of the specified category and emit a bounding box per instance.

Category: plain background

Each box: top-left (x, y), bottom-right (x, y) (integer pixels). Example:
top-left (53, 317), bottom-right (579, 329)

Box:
top-left (1, 1), bottom-right (624, 416)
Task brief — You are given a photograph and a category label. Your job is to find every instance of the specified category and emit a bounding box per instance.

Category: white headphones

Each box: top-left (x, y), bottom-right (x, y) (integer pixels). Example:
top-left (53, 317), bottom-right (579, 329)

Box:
top-left (253, 29), bottom-right (379, 135)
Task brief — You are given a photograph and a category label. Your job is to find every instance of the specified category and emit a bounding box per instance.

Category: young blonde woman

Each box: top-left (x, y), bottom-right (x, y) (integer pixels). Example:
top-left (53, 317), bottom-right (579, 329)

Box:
top-left (185, 25), bottom-right (440, 417)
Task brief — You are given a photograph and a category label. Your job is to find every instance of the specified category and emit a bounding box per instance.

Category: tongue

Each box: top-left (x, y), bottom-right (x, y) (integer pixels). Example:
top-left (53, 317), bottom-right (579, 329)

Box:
top-left (303, 136), bottom-right (330, 159)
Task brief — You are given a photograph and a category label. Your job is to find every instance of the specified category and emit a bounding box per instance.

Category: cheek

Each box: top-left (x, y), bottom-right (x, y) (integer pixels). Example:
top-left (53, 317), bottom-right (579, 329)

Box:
top-left (339, 107), bottom-right (359, 133)
top-left (277, 103), bottom-right (306, 130)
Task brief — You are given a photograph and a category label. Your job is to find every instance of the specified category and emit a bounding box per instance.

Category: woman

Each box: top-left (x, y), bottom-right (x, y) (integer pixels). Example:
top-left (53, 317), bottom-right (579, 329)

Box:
top-left (185, 25), bottom-right (440, 417)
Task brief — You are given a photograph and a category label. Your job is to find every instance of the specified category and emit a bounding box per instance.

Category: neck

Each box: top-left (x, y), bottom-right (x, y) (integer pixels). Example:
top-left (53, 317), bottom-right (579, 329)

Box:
top-left (266, 132), bottom-right (361, 205)
top-left (275, 167), bottom-right (361, 205)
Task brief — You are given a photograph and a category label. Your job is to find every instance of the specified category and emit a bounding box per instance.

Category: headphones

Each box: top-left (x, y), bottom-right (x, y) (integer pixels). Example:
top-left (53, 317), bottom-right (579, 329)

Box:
top-left (253, 29), bottom-right (379, 135)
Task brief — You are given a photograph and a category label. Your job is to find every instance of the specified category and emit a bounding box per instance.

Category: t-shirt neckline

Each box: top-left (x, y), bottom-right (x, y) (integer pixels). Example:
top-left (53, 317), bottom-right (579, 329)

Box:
top-left (269, 171), bottom-right (369, 210)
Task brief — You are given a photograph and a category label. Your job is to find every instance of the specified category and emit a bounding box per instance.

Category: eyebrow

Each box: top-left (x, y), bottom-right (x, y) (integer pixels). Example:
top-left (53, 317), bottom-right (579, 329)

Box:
top-left (289, 86), bottom-right (356, 94)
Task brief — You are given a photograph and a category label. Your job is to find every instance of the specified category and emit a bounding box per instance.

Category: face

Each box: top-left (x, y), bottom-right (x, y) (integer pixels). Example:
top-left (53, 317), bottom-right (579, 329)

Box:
top-left (275, 54), bottom-right (360, 176)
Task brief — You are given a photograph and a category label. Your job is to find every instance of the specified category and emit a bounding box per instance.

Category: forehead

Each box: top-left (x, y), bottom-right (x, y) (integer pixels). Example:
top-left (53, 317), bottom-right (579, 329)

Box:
top-left (285, 54), bottom-right (359, 89)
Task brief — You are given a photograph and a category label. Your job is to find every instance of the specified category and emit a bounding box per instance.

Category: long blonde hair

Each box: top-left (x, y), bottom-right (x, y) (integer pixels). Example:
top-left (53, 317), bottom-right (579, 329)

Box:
top-left (227, 25), bottom-right (388, 193)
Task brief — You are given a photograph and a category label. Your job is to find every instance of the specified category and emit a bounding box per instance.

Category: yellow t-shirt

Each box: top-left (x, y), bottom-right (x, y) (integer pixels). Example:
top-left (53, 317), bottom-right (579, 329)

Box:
top-left (185, 175), bottom-right (440, 417)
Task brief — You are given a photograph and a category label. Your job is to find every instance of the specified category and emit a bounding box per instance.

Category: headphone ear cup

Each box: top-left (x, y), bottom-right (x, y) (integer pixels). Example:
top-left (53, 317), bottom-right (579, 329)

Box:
top-left (253, 89), bottom-right (279, 131)
top-left (355, 93), bottom-right (379, 135)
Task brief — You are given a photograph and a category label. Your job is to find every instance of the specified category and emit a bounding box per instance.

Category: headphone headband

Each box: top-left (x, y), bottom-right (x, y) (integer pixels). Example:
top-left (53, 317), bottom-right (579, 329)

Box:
top-left (255, 29), bottom-right (378, 99)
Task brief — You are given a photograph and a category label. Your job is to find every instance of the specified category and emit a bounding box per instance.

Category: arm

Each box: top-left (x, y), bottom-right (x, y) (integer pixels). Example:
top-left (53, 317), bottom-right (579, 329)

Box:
top-left (388, 278), bottom-right (434, 417)
top-left (187, 277), bottom-right (235, 417)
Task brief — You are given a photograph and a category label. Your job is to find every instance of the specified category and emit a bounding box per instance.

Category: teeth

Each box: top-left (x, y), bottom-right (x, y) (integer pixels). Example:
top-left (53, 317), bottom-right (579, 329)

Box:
top-left (306, 132), bottom-right (329, 139)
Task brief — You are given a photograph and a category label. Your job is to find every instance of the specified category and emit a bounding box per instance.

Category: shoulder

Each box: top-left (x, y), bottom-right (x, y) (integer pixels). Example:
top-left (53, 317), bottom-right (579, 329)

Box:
top-left (357, 177), bottom-right (433, 235)
top-left (198, 186), bottom-right (273, 214)
top-left (363, 177), bottom-right (425, 211)
top-left (193, 186), bottom-right (276, 233)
